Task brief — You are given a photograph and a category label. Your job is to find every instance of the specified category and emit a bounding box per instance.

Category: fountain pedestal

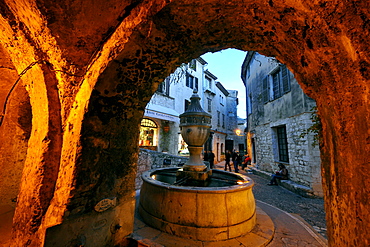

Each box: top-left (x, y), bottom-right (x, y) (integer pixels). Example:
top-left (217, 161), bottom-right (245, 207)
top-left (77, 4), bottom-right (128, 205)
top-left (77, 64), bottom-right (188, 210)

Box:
top-left (177, 146), bottom-right (213, 182)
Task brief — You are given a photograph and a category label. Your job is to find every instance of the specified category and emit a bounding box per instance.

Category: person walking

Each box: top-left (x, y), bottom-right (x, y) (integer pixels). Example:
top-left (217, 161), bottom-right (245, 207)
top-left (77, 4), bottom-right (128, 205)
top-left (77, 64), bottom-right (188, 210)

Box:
top-left (236, 152), bottom-right (242, 171)
top-left (203, 151), bottom-right (209, 162)
top-left (208, 151), bottom-right (215, 169)
top-left (232, 150), bottom-right (239, 173)
top-left (225, 150), bottom-right (232, 171)
top-left (242, 154), bottom-right (251, 170)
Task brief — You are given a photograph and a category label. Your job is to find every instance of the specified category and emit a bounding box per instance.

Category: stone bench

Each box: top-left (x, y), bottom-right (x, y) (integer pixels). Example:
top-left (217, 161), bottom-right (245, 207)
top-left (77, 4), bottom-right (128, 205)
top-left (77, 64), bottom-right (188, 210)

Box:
top-left (248, 167), bottom-right (318, 198)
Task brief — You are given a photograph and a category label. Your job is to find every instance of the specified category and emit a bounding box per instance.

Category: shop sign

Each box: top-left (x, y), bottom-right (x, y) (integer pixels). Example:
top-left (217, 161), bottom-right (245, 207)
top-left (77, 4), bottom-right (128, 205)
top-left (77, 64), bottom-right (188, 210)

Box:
top-left (145, 109), bottom-right (179, 122)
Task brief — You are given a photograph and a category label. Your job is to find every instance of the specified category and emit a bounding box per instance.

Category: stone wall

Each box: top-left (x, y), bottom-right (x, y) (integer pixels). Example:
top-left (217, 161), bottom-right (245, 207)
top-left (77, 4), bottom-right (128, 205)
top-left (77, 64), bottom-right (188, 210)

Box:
top-left (157, 120), bottom-right (180, 155)
top-left (254, 112), bottom-right (323, 197)
top-left (136, 148), bottom-right (189, 190)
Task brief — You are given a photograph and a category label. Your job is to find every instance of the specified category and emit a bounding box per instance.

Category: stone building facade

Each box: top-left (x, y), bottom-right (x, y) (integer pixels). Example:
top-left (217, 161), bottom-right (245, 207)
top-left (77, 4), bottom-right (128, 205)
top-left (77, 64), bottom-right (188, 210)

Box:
top-left (241, 51), bottom-right (323, 197)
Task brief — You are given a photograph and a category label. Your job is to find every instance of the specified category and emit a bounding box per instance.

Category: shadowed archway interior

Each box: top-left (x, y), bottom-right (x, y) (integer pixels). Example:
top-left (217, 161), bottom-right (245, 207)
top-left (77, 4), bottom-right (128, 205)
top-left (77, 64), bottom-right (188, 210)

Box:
top-left (0, 0), bottom-right (369, 246)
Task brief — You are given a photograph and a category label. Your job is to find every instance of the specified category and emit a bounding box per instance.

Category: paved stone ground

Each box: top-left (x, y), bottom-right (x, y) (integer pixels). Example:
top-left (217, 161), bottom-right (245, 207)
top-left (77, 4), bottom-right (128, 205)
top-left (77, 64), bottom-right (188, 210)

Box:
top-left (248, 173), bottom-right (327, 239)
top-left (215, 162), bottom-right (327, 240)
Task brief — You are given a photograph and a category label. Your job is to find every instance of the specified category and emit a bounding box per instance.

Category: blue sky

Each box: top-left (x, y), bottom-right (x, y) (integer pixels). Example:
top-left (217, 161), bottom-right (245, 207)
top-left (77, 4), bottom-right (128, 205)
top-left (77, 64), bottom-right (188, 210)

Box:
top-left (201, 48), bottom-right (247, 119)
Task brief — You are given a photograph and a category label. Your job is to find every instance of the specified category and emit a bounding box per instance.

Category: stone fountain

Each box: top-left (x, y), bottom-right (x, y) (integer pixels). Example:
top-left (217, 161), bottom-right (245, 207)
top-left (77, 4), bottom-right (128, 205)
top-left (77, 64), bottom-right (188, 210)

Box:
top-left (176, 89), bottom-right (212, 185)
top-left (138, 90), bottom-right (256, 241)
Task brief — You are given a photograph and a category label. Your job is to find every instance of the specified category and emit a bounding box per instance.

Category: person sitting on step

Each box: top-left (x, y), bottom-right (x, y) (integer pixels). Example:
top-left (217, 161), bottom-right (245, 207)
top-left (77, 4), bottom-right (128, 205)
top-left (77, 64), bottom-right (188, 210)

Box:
top-left (268, 163), bottom-right (289, 185)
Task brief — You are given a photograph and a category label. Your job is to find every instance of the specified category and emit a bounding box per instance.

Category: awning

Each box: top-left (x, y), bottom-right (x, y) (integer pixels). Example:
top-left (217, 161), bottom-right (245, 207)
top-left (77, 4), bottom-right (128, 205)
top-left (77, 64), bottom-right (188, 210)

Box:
top-left (144, 104), bottom-right (180, 123)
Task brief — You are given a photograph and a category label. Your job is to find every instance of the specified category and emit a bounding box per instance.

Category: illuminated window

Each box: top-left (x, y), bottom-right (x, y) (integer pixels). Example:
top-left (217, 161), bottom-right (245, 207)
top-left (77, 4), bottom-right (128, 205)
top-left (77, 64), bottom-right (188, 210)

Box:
top-left (139, 118), bottom-right (158, 147)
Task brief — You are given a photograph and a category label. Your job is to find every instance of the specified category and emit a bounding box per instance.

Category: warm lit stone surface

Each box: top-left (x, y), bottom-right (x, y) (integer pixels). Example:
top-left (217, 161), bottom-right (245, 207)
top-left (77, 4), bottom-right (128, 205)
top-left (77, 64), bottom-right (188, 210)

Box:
top-left (0, 44), bottom-right (31, 208)
top-left (139, 168), bottom-right (256, 241)
top-left (0, 0), bottom-right (369, 246)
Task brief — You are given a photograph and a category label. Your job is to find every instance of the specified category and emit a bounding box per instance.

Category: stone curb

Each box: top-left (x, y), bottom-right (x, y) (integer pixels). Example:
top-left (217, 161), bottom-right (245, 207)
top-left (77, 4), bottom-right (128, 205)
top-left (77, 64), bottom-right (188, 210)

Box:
top-left (290, 213), bottom-right (328, 246)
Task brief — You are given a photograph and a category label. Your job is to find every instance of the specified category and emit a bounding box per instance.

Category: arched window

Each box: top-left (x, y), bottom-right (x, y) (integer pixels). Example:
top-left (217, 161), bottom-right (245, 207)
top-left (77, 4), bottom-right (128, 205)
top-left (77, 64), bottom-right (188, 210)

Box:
top-left (139, 118), bottom-right (158, 148)
top-left (140, 118), bottom-right (157, 128)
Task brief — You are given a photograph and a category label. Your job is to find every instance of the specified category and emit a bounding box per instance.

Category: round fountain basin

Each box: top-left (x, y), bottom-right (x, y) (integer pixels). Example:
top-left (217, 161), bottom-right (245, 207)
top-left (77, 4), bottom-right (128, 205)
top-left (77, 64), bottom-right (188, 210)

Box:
top-left (138, 168), bottom-right (256, 241)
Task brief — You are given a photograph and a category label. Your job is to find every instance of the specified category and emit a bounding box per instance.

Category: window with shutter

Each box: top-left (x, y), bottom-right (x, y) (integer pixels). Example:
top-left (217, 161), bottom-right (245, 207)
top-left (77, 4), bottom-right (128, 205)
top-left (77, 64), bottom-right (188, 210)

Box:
top-left (186, 73), bottom-right (198, 90)
top-left (165, 77), bottom-right (170, 95)
top-left (206, 76), bottom-right (212, 89)
top-left (262, 76), bottom-right (269, 103)
top-left (269, 65), bottom-right (291, 100)
top-left (281, 65), bottom-right (291, 93)
top-left (190, 59), bottom-right (197, 71)
top-left (186, 73), bottom-right (190, 88)
top-left (272, 71), bottom-right (281, 99)
top-left (217, 111), bottom-right (220, 126)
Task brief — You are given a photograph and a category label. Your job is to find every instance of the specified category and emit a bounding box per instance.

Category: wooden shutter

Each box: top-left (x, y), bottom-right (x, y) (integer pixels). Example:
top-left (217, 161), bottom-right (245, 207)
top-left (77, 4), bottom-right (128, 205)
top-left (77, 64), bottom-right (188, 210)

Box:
top-left (262, 76), bottom-right (269, 103)
top-left (165, 77), bottom-right (170, 95)
top-left (281, 65), bottom-right (291, 93)
top-left (195, 77), bottom-right (199, 90)
top-left (272, 72), bottom-right (280, 99)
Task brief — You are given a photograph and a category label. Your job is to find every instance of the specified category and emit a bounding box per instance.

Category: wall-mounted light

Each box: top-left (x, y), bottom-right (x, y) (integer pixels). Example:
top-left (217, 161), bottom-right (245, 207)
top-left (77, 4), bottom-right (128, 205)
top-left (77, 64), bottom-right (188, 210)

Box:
top-left (235, 129), bottom-right (243, 136)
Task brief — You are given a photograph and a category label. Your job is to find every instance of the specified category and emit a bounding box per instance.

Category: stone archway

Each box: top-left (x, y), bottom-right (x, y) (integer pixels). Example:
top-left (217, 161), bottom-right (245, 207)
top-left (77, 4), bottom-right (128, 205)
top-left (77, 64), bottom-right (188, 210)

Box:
top-left (0, 1), bottom-right (369, 246)
top-left (0, 43), bottom-right (32, 244)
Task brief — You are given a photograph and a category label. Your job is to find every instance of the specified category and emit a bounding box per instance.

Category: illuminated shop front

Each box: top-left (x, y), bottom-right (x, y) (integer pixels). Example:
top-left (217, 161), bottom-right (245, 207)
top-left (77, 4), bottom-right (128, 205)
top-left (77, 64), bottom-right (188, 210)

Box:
top-left (139, 118), bottom-right (158, 151)
top-left (141, 105), bottom-right (180, 154)
top-left (178, 135), bottom-right (189, 156)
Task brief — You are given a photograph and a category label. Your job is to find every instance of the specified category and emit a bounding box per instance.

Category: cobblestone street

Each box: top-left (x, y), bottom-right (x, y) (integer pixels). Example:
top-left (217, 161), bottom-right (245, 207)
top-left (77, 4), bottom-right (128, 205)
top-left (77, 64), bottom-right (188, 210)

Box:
top-left (247, 173), bottom-right (327, 239)
top-left (214, 162), bottom-right (327, 240)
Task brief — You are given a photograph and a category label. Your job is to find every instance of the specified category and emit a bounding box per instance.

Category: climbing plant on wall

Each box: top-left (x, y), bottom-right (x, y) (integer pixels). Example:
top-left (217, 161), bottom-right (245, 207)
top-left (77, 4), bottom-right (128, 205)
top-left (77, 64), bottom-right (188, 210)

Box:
top-left (299, 106), bottom-right (322, 147)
